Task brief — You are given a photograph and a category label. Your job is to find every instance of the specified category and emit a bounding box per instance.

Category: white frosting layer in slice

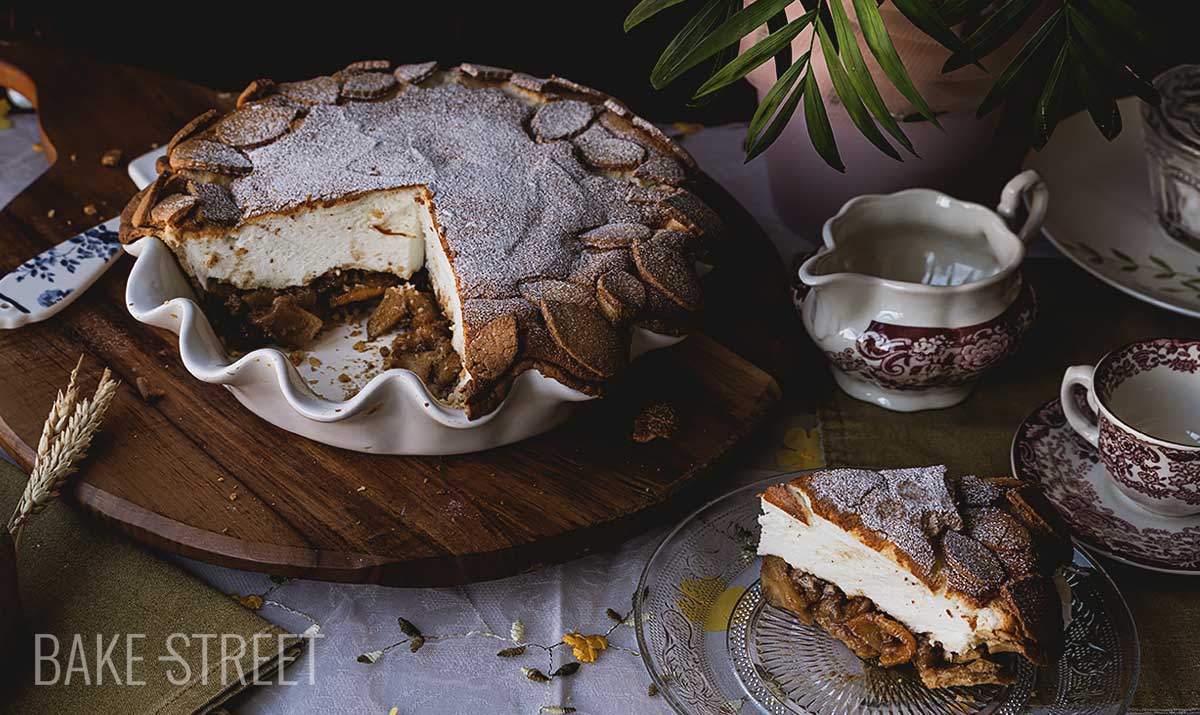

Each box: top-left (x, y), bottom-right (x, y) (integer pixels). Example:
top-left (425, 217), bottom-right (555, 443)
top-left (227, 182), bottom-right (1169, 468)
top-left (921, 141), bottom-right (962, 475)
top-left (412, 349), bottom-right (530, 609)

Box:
top-left (420, 204), bottom-right (464, 358)
top-left (164, 188), bottom-right (427, 291)
top-left (758, 489), bottom-right (1004, 655)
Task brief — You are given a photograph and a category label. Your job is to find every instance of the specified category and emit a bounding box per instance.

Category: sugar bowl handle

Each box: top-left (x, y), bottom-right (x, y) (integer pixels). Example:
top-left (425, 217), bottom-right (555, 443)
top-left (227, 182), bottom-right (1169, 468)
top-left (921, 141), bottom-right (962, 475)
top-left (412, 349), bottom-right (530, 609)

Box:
top-left (1061, 364), bottom-right (1101, 447)
top-left (997, 169), bottom-right (1049, 244)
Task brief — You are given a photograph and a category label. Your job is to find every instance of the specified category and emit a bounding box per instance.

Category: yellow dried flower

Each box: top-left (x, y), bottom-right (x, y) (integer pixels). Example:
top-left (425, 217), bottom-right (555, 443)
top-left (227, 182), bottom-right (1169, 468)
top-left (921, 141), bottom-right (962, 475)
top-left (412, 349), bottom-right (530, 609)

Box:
top-left (234, 594), bottom-right (264, 610)
top-left (562, 632), bottom-right (608, 663)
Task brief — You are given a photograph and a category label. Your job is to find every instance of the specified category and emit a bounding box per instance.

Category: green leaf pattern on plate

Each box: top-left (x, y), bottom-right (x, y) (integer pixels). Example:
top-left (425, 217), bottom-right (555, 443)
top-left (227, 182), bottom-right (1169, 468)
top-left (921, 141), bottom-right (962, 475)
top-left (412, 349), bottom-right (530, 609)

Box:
top-left (1061, 242), bottom-right (1200, 296)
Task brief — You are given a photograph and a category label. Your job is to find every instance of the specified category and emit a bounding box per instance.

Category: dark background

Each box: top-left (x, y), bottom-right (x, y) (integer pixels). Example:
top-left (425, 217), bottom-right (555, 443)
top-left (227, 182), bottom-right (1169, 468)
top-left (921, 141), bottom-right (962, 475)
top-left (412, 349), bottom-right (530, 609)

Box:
top-left (0, 3), bottom-right (758, 124)
top-left (2, 2), bottom-right (1197, 137)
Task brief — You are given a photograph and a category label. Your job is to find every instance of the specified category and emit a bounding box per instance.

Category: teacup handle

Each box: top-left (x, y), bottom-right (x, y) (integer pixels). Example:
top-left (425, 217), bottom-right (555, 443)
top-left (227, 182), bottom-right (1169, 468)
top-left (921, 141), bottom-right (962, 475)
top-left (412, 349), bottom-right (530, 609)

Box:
top-left (1061, 365), bottom-right (1101, 447)
top-left (997, 169), bottom-right (1049, 244)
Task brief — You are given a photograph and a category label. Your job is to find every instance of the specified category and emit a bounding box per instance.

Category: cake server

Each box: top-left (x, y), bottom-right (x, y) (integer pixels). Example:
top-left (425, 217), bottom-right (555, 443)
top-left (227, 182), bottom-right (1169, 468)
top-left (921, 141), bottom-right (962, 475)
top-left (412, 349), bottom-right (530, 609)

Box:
top-left (0, 147), bottom-right (163, 330)
top-left (0, 217), bottom-right (122, 329)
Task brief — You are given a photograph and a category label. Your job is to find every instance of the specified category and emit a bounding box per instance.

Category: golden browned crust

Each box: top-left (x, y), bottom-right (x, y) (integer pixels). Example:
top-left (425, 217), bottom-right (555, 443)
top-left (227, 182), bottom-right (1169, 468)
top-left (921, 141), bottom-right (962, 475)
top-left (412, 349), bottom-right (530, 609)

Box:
top-left (763, 469), bottom-right (1069, 675)
top-left (119, 61), bottom-right (721, 419)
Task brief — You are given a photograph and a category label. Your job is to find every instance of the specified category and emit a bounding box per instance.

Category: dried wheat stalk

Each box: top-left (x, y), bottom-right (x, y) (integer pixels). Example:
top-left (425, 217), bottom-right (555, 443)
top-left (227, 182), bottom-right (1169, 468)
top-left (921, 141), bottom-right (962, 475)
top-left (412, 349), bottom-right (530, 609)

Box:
top-left (6, 357), bottom-right (120, 550)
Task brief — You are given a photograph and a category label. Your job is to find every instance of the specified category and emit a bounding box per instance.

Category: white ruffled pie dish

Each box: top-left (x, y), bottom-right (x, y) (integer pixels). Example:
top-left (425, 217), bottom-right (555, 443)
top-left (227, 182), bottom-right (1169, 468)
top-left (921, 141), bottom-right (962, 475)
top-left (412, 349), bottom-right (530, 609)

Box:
top-left (124, 149), bottom-right (684, 455)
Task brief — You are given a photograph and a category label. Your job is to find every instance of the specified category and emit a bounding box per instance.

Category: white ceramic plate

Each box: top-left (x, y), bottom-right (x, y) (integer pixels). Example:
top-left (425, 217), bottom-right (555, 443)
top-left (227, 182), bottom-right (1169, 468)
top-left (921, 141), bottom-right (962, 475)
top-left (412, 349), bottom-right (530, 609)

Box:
top-left (1026, 97), bottom-right (1200, 319)
top-left (125, 149), bottom-right (684, 455)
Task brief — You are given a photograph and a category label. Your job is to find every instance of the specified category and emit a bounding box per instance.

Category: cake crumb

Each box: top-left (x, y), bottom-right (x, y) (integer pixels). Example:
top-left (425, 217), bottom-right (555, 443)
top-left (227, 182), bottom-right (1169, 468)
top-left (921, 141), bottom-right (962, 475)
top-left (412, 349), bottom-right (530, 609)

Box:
top-left (633, 402), bottom-right (679, 443)
top-left (46, 209), bottom-right (55, 218)
top-left (135, 376), bottom-right (165, 403)
top-left (83, 203), bottom-right (98, 217)
top-left (308, 356), bottom-right (322, 369)
top-left (338, 373), bottom-right (352, 383)
top-left (100, 148), bottom-right (123, 167)
top-left (288, 350), bottom-right (305, 366)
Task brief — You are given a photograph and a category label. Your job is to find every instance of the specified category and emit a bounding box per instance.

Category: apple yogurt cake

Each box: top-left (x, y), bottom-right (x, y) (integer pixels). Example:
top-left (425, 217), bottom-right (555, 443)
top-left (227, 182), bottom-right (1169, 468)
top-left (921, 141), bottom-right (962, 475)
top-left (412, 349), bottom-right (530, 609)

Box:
top-left (119, 60), bottom-right (724, 417)
top-left (758, 466), bottom-right (1071, 689)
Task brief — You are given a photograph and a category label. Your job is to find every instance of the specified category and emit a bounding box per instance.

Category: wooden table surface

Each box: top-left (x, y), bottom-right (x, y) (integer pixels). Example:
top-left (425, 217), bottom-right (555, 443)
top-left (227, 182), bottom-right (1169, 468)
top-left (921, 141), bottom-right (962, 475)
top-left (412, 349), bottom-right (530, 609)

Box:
top-left (0, 42), bottom-right (803, 585)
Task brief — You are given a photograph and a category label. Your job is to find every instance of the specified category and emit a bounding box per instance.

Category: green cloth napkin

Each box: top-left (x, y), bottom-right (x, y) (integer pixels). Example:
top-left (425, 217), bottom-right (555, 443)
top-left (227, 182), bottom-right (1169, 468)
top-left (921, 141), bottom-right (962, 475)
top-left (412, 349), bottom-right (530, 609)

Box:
top-left (817, 259), bottom-right (1200, 712)
top-left (1, 461), bottom-right (306, 714)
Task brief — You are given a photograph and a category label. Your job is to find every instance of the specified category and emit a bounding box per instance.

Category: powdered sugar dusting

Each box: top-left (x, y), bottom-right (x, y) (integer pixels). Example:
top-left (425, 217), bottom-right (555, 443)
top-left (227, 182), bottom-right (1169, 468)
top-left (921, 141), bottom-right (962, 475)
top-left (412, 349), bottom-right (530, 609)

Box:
top-left (531, 99), bottom-right (596, 141)
top-left (801, 465), bottom-right (962, 581)
top-left (233, 82), bottom-right (637, 301)
top-left (574, 124), bottom-right (646, 170)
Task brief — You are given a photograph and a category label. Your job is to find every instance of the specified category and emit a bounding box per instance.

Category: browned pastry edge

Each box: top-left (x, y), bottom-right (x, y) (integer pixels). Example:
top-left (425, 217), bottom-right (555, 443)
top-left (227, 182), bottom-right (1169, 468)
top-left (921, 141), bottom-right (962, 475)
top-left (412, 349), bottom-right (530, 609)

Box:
top-left (118, 61), bottom-right (719, 419)
top-left (761, 471), bottom-right (1068, 670)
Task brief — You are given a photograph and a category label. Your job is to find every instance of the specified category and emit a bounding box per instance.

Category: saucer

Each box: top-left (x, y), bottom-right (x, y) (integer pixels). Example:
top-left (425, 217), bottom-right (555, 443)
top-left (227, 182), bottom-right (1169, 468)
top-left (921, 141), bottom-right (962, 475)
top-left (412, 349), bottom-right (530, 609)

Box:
top-left (635, 473), bottom-right (1139, 715)
top-left (1012, 393), bottom-right (1200, 575)
top-left (1025, 97), bottom-right (1200, 319)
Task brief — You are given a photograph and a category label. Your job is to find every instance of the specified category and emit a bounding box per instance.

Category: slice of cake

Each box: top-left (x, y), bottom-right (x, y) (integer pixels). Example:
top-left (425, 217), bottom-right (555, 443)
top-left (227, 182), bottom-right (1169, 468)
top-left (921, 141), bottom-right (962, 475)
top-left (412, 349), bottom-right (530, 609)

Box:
top-left (119, 61), bottom-right (725, 418)
top-left (758, 466), bottom-right (1071, 689)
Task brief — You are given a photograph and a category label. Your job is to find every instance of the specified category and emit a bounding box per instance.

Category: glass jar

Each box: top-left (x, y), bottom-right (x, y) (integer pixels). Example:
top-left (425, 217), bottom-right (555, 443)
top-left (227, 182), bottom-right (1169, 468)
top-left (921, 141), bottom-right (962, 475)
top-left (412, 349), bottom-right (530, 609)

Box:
top-left (1144, 65), bottom-right (1200, 252)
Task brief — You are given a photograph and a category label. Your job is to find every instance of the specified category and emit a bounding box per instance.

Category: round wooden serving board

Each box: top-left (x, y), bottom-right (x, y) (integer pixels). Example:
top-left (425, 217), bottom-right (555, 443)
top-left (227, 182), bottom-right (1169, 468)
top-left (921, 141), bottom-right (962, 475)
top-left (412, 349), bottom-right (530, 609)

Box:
top-left (0, 43), bottom-right (797, 585)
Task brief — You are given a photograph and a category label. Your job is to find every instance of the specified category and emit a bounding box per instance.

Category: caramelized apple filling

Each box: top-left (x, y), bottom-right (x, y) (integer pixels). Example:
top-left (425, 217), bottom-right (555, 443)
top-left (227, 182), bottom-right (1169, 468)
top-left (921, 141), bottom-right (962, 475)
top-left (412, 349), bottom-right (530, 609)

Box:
top-left (761, 555), bottom-right (1014, 688)
top-left (198, 269), bottom-right (462, 399)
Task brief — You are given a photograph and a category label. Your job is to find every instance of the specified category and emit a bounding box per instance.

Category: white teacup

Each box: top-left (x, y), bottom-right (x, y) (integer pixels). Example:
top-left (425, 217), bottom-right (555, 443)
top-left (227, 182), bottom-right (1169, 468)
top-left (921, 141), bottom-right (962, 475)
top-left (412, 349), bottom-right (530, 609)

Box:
top-left (1061, 338), bottom-right (1200, 516)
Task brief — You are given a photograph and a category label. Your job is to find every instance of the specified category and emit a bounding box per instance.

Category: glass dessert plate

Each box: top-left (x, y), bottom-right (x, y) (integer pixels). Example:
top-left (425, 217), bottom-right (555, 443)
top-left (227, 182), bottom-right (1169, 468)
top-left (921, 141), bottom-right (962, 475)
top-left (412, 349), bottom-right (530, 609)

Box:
top-left (635, 473), bottom-right (1139, 715)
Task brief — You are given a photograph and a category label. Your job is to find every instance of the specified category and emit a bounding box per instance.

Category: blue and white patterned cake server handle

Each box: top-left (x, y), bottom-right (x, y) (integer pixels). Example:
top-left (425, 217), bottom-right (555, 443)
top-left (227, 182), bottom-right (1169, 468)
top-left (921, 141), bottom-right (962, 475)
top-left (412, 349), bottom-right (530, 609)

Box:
top-left (0, 217), bottom-right (123, 329)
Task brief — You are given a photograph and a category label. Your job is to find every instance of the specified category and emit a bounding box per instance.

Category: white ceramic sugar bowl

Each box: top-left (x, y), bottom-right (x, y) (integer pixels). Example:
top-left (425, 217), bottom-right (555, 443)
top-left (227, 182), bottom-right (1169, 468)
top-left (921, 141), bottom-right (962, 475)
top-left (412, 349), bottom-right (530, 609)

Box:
top-left (797, 170), bottom-right (1047, 411)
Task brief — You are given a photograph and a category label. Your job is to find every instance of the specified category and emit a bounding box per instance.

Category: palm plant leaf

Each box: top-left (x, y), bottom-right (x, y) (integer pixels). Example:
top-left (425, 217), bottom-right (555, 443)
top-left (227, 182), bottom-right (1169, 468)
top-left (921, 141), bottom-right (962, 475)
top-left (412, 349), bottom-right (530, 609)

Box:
top-left (1065, 4), bottom-right (1159, 106)
top-left (695, 10), bottom-right (814, 98)
top-left (827, 0), bottom-right (916, 154)
top-left (652, 0), bottom-right (797, 88)
top-left (1082, 0), bottom-right (1170, 59)
top-left (802, 65), bottom-right (844, 170)
top-left (1070, 41), bottom-right (1121, 140)
top-left (891, 0), bottom-right (973, 58)
top-left (975, 9), bottom-right (1064, 118)
top-left (690, 1), bottom-right (745, 106)
top-left (1032, 44), bottom-right (1070, 149)
top-left (798, 0), bottom-right (838, 51)
top-left (943, 0), bottom-right (1038, 72)
top-left (765, 10), bottom-right (794, 79)
top-left (818, 21), bottom-right (900, 161)
top-left (651, 0), bottom-right (728, 90)
top-left (851, 0), bottom-right (941, 126)
top-left (937, 0), bottom-right (993, 26)
top-left (745, 52), bottom-right (811, 157)
top-left (625, 0), bottom-right (693, 31)
top-left (629, 0), bottom-right (1166, 167)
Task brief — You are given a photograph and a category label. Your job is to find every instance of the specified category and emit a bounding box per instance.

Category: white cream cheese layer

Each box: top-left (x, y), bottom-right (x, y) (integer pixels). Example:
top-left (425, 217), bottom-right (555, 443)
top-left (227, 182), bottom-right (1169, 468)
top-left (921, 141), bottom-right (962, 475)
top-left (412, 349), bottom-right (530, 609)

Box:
top-left (419, 203), bottom-right (465, 358)
top-left (165, 188), bottom-right (427, 291)
top-left (758, 489), bottom-right (1004, 655)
